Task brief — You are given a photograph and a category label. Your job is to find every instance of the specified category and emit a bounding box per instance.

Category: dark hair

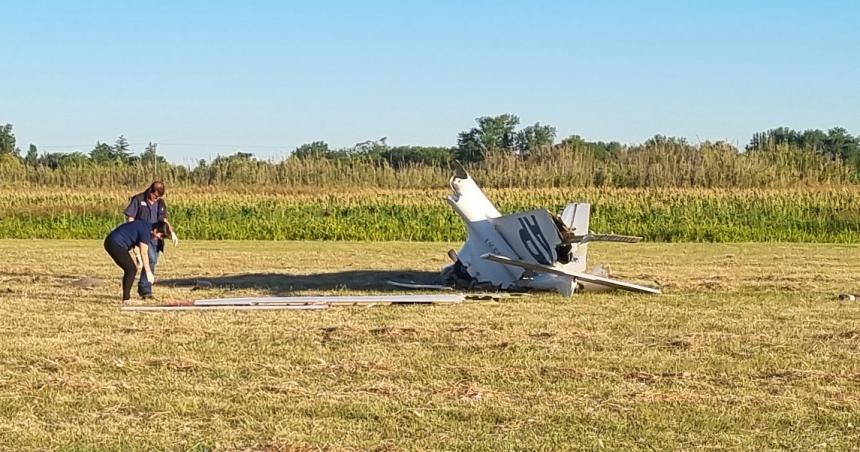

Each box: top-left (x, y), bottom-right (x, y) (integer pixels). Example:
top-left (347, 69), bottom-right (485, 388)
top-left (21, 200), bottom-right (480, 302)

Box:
top-left (152, 221), bottom-right (171, 236)
top-left (149, 181), bottom-right (165, 197)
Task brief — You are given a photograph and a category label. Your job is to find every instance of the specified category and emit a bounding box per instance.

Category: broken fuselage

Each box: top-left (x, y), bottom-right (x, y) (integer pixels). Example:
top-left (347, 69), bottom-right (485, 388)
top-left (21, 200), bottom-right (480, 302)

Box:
top-left (441, 166), bottom-right (660, 296)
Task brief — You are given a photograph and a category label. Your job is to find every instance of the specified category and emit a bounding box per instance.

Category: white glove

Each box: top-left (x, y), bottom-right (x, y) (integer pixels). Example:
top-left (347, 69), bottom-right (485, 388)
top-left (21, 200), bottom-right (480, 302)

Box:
top-left (134, 252), bottom-right (143, 269)
top-left (171, 231), bottom-right (180, 247)
top-left (146, 270), bottom-right (156, 284)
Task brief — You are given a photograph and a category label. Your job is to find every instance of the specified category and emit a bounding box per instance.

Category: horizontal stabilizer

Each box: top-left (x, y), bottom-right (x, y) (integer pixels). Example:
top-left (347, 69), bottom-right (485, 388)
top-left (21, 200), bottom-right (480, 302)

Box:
top-left (481, 253), bottom-right (661, 294)
top-left (570, 233), bottom-right (642, 244)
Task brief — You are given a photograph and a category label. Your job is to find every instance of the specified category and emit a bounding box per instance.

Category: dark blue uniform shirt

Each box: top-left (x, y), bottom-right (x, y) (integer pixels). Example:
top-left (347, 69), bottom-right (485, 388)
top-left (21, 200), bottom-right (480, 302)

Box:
top-left (124, 192), bottom-right (167, 247)
top-left (107, 220), bottom-right (152, 250)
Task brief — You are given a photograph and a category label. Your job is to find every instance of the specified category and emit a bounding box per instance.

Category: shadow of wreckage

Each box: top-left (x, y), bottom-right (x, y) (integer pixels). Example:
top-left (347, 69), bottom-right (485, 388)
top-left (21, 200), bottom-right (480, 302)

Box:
top-left (159, 270), bottom-right (443, 294)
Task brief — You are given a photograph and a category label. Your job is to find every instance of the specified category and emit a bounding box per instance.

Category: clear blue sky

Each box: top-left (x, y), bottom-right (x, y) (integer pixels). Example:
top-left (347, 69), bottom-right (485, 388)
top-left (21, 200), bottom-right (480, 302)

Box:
top-left (3, 0), bottom-right (859, 163)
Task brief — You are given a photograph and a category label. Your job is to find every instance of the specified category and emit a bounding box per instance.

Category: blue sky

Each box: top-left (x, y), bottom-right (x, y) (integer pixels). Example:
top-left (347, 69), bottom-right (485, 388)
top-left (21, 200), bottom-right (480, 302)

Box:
top-left (3, 0), bottom-right (859, 163)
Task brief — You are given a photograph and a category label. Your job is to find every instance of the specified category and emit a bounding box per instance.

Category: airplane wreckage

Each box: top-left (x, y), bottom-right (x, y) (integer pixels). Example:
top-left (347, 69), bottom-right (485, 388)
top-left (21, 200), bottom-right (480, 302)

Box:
top-left (434, 164), bottom-right (661, 296)
top-left (124, 165), bottom-right (659, 312)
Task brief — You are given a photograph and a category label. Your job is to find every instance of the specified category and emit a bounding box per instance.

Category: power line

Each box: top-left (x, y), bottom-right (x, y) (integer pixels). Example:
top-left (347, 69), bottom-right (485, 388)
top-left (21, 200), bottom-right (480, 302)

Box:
top-left (158, 143), bottom-right (292, 149)
top-left (36, 142), bottom-right (293, 150)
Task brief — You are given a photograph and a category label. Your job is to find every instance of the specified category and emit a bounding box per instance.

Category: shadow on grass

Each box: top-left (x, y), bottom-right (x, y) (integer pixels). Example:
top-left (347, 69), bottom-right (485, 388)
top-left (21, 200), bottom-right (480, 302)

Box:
top-left (159, 270), bottom-right (443, 294)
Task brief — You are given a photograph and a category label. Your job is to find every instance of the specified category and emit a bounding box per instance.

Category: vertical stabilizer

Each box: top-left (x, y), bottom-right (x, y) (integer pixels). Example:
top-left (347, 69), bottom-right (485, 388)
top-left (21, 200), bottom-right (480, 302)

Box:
top-left (561, 203), bottom-right (591, 235)
top-left (561, 203), bottom-right (591, 273)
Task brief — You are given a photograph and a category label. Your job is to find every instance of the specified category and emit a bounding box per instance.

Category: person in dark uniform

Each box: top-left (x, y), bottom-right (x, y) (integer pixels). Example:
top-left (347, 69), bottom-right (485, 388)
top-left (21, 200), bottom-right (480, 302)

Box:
top-left (123, 181), bottom-right (179, 299)
top-left (104, 220), bottom-right (171, 302)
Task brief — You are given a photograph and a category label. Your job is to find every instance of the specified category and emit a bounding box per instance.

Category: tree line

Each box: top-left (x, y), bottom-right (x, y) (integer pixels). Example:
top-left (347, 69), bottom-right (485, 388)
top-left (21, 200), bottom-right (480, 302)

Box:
top-left (1, 116), bottom-right (859, 188)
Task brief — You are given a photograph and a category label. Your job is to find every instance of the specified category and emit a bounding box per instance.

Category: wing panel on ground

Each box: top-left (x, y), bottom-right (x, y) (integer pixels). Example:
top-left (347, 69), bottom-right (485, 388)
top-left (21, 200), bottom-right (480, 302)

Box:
top-left (482, 253), bottom-right (661, 294)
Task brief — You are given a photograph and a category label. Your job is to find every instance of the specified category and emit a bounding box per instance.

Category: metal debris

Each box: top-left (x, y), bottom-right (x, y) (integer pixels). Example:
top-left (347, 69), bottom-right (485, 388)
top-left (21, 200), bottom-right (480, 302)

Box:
top-left (70, 277), bottom-right (106, 289)
top-left (122, 304), bottom-right (329, 312)
top-left (120, 293), bottom-right (516, 312)
top-left (386, 280), bottom-right (455, 290)
top-left (195, 294), bottom-right (467, 306)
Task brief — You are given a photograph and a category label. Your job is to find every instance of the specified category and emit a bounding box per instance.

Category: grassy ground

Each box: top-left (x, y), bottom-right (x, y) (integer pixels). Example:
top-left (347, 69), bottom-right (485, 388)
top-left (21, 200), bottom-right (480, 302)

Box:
top-left (0, 240), bottom-right (858, 450)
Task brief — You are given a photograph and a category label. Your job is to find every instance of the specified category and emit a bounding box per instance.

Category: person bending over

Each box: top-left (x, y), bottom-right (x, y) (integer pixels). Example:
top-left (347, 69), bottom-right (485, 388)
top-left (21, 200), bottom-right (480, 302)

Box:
top-left (104, 220), bottom-right (171, 302)
top-left (124, 181), bottom-right (179, 299)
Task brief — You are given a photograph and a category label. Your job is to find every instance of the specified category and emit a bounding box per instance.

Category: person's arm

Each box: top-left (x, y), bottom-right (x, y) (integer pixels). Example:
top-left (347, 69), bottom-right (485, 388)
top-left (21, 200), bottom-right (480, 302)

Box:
top-left (130, 249), bottom-right (143, 268)
top-left (139, 243), bottom-right (155, 283)
top-left (166, 220), bottom-right (179, 246)
top-left (162, 201), bottom-right (179, 246)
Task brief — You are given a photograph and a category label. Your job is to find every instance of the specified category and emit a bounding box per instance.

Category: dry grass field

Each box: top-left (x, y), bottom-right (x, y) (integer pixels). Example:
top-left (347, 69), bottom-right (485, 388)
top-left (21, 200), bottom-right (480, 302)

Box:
top-left (0, 240), bottom-right (859, 450)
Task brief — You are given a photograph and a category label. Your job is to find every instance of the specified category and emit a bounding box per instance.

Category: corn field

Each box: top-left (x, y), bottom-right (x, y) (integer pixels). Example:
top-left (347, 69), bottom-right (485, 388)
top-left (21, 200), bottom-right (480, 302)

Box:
top-left (1, 186), bottom-right (858, 242)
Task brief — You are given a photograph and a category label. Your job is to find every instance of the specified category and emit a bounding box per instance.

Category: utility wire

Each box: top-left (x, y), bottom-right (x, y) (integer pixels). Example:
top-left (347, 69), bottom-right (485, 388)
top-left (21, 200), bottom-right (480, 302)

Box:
top-left (37, 142), bottom-right (293, 150)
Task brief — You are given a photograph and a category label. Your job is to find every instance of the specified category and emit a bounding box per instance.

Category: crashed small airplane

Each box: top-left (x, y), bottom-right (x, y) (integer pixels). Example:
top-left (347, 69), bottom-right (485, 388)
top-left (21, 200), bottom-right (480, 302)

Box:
top-left (439, 164), bottom-right (661, 296)
top-left (131, 165), bottom-right (657, 313)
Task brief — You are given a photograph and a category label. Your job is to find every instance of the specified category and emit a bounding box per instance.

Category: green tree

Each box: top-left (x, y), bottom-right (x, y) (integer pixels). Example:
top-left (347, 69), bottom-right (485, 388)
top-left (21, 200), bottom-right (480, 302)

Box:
top-left (559, 134), bottom-right (622, 160)
top-left (748, 127), bottom-right (797, 150)
top-left (561, 134), bottom-right (587, 148)
top-left (824, 127), bottom-right (859, 161)
top-left (381, 146), bottom-right (453, 168)
top-left (800, 129), bottom-right (827, 152)
top-left (39, 152), bottom-right (90, 169)
top-left (140, 142), bottom-right (166, 165)
top-left (455, 114), bottom-right (520, 163)
top-left (0, 124), bottom-right (17, 156)
top-left (515, 122), bottom-right (556, 157)
top-left (454, 128), bottom-right (485, 163)
top-left (25, 144), bottom-right (38, 167)
top-left (292, 141), bottom-right (331, 159)
top-left (588, 140), bottom-right (623, 160)
top-left (113, 135), bottom-right (132, 163)
top-left (212, 152), bottom-right (255, 165)
top-left (821, 127), bottom-right (860, 172)
top-left (645, 134), bottom-right (688, 147)
top-left (90, 142), bottom-right (115, 163)
top-left (476, 114), bottom-right (519, 153)
top-left (747, 127), bottom-right (860, 170)
top-left (353, 137), bottom-right (389, 160)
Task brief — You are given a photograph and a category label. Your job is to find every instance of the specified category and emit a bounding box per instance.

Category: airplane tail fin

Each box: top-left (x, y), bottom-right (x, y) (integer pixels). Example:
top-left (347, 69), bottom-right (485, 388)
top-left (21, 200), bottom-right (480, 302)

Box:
top-left (556, 203), bottom-right (591, 271)
top-left (560, 203), bottom-right (590, 235)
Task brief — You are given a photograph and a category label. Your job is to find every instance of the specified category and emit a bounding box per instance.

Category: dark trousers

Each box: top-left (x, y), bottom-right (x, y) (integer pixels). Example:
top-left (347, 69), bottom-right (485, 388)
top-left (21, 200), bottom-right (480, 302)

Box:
top-left (104, 237), bottom-right (137, 301)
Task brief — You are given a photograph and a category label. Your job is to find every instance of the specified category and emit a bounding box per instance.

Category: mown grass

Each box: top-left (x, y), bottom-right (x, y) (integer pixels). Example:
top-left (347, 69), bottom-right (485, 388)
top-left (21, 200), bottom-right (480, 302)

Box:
top-left (0, 240), bottom-right (858, 450)
top-left (2, 187), bottom-right (860, 242)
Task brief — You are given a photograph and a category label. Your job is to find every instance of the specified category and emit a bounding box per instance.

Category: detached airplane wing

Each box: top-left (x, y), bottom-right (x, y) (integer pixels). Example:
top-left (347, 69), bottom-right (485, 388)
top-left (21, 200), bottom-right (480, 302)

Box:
top-left (482, 253), bottom-right (661, 295)
top-left (570, 233), bottom-right (642, 244)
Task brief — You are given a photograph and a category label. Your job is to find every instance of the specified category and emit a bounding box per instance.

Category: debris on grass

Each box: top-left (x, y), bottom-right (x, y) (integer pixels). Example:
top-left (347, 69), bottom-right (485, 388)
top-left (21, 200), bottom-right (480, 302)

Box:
top-left (666, 336), bottom-right (693, 349)
top-left (191, 280), bottom-right (213, 290)
top-left (70, 277), bottom-right (105, 289)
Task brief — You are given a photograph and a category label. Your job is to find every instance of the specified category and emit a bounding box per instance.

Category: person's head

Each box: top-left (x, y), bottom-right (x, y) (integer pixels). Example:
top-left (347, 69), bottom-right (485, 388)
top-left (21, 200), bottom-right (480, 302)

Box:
top-left (151, 221), bottom-right (171, 240)
top-left (148, 181), bottom-right (165, 200)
